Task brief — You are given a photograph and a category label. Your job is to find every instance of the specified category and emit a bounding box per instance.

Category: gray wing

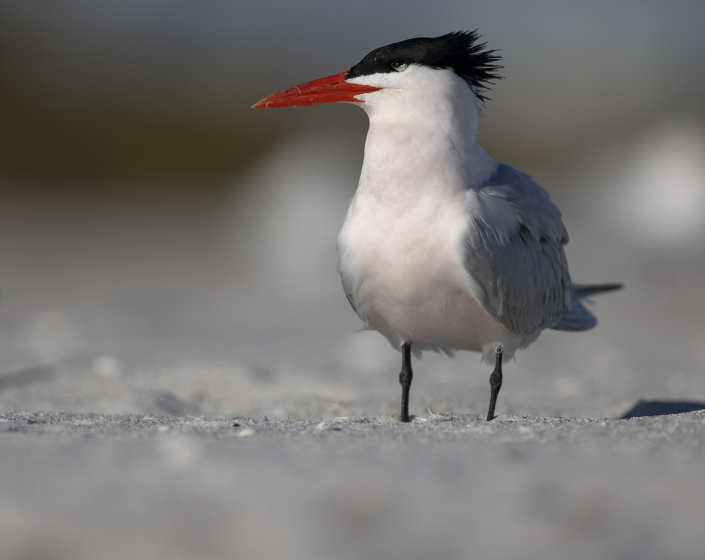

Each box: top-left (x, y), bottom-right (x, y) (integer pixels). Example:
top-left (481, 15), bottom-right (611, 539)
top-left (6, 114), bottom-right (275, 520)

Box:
top-left (463, 164), bottom-right (571, 335)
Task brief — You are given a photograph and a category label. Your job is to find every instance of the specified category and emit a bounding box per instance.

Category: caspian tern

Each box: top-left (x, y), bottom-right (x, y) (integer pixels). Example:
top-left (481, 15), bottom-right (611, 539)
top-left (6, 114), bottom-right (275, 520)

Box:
top-left (253, 31), bottom-right (621, 422)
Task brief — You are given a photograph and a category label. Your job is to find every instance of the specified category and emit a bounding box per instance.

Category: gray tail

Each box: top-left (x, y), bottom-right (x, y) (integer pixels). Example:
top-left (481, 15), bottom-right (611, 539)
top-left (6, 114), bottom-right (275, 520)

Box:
top-left (550, 283), bottom-right (623, 332)
top-left (571, 283), bottom-right (624, 298)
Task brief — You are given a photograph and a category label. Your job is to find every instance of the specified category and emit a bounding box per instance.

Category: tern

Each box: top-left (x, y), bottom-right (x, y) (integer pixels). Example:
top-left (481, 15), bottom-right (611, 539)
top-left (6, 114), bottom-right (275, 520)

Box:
top-left (253, 31), bottom-right (621, 422)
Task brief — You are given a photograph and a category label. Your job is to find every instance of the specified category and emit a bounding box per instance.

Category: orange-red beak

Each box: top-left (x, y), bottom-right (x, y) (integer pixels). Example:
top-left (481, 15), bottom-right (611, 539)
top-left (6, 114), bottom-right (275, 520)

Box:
top-left (251, 71), bottom-right (380, 108)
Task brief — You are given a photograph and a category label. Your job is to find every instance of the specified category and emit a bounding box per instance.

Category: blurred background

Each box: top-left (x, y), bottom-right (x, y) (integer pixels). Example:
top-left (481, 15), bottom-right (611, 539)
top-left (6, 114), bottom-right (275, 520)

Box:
top-left (0, 0), bottom-right (704, 416)
top-left (2, 3), bottom-right (705, 560)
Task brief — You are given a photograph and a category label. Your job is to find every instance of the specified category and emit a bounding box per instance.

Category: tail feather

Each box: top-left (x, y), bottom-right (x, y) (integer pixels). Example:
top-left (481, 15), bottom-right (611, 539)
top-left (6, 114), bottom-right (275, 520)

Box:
top-left (571, 283), bottom-right (624, 299)
top-left (550, 283), bottom-right (623, 332)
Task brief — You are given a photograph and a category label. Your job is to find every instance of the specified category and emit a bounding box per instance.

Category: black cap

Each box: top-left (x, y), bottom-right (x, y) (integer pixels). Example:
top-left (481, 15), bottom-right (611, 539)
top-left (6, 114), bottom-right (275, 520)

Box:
top-left (345, 31), bottom-right (503, 102)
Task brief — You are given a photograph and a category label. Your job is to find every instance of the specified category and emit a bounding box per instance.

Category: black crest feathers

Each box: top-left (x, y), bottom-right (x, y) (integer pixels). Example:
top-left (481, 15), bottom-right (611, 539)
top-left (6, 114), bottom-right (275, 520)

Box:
top-left (345, 31), bottom-right (503, 102)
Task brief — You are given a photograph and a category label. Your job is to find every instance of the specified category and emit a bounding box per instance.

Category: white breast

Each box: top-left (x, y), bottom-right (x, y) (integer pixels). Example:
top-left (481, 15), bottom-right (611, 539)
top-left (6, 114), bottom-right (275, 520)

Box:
top-left (337, 187), bottom-right (526, 359)
top-left (337, 65), bottom-right (534, 360)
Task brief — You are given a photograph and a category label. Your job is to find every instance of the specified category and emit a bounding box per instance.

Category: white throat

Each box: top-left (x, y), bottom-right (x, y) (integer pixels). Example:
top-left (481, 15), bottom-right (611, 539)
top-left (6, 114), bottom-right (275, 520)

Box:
top-left (350, 65), bottom-right (497, 199)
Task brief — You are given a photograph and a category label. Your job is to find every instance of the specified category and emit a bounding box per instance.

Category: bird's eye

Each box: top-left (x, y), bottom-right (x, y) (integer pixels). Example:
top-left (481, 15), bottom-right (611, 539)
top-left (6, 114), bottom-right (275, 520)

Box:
top-left (391, 60), bottom-right (408, 72)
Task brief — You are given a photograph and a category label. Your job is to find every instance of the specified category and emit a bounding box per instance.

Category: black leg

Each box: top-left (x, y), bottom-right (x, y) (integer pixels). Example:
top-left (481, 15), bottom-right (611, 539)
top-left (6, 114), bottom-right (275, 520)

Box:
top-left (399, 343), bottom-right (413, 422)
top-left (486, 346), bottom-right (503, 421)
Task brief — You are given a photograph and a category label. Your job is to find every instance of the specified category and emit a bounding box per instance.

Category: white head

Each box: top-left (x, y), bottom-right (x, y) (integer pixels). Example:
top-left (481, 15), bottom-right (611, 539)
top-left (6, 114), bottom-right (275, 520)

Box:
top-left (345, 32), bottom-right (501, 119)
top-left (253, 31), bottom-right (502, 125)
top-left (253, 32), bottom-right (502, 181)
top-left (348, 64), bottom-right (485, 137)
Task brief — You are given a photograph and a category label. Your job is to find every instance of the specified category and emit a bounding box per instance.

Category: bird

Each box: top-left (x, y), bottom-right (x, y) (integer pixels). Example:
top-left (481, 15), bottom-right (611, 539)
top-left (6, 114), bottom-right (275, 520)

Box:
top-left (252, 31), bottom-right (621, 422)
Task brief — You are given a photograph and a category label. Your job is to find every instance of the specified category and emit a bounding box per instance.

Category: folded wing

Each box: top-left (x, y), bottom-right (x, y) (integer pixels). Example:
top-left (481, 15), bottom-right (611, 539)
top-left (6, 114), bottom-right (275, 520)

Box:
top-left (463, 164), bottom-right (571, 335)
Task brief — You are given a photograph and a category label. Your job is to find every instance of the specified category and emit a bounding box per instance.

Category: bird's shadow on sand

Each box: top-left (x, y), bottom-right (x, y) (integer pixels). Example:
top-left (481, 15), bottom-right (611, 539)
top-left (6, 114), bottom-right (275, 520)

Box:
top-left (621, 400), bottom-right (705, 419)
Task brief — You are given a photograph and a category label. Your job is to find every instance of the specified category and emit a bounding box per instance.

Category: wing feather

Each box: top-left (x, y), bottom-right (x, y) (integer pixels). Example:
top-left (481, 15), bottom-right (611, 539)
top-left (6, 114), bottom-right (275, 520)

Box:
top-left (463, 164), bottom-right (570, 335)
